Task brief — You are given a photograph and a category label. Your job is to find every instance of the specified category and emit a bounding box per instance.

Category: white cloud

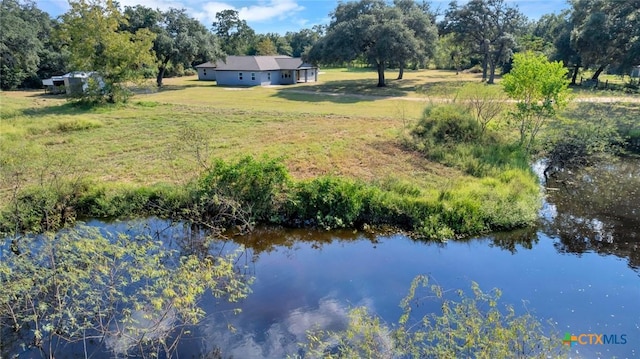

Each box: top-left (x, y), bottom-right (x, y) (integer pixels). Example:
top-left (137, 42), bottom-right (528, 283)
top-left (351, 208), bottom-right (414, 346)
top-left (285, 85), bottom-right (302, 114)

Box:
top-left (237, 0), bottom-right (305, 22)
top-left (197, 1), bottom-right (236, 24)
top-left (199, 0), bottom-right (304, 25)
top-left (116, 0), bottom-right (187, 12)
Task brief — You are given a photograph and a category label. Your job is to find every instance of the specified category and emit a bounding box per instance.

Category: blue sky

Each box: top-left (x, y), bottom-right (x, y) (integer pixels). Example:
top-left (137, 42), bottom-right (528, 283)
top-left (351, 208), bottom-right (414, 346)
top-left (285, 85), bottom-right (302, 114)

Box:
top-left (36, 0), bottom-right (570, 34)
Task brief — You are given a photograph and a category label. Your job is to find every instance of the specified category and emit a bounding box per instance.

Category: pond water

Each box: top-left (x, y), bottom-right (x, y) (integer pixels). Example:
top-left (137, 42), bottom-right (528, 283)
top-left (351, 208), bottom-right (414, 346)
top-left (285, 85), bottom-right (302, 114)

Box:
top-left (4, 158), bottom-right (639, 358)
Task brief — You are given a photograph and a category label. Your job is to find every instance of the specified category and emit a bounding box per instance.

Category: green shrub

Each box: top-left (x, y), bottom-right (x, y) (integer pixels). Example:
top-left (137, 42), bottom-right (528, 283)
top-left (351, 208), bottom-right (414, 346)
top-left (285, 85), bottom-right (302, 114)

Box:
top-left (199, 156), bottom-right (290, 221)
top-left (289, 177), bottom-right (367, 229)
top-left (412, 104), bottom-right (482, 145)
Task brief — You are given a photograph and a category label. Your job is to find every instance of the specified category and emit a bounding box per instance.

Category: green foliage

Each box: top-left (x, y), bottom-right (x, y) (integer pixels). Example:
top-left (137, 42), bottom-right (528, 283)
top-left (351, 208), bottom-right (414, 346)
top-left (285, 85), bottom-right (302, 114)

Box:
top-left (211, 9), bottom-right (256, 55)
top-left (199, 156), bottom-right (291, 221)
top-left (503, 52), bottom-right (570, 152)
top-left (544, 115), bottom-right (623, 172)
top-left (0, 226), bottom-right (251, 358)
top-left (442, 0), bottom-right (526, 83)
top-left (308, 0), bottom-right (437, 87)
top-left (412, 104), bottom-right (482, 145)
top-left (255, 38), bottom-right (279, 55)
top-left (123, 6), bottom-right (222, 87)
top-left (289, 177), bottom-right (367, 230)
top-left (0, 0), bottom-right (48, 89)
top-left (408, 104), bottom-right (530, 178)
top-left (456, 82), bottom-right (506, 133)
top-left (301, 276), bottom-right (565, 358)
top-left (1, 156), bottom-right (538, 241)
top-left (571, 0), bottom-right (640, 79)
top-left (57, 0), bottom-right (156, 103)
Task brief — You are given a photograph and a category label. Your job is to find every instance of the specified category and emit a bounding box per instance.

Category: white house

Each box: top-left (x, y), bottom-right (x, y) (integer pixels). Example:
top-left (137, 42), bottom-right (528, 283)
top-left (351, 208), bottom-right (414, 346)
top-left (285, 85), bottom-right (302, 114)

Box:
top-left (195, 56), bottom-right (318, 86)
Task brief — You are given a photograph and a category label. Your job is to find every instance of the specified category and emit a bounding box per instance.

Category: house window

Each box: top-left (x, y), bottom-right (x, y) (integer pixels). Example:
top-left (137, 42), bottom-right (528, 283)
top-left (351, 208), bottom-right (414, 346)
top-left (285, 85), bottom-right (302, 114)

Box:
top-left (203, 69), bottom-right (207, 76)
top-left (238, 72), bottom-right (243, 80)
top-left (251, 73), bottom-right (255, 81)
top-left (267, 72), bottom-right (271, 81)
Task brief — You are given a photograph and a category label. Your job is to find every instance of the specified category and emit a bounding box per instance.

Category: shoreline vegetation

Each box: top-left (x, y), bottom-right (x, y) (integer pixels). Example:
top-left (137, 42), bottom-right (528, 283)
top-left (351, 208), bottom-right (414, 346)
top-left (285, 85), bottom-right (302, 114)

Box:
top-left (1, 69), bottom-right (639, 239)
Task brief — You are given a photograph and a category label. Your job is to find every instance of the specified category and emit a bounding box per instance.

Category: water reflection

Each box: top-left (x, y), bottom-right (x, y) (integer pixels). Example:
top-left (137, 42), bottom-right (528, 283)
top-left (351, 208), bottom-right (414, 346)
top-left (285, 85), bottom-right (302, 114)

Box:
top-left (543, 157), bottom-right (640, 271)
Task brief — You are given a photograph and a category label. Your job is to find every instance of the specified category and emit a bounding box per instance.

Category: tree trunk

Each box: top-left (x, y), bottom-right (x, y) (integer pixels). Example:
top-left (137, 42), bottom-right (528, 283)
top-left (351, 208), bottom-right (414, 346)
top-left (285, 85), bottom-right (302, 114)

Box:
top-left (487, 59), bottom-right (496, 84)
top-left (397, 64), bottom-right (404, 80)
top-left (377, 62), bottom-right (386, 87)
top-left (157, 66), bottom-right (166, 87)
top-left (481, 54), bottom-right (488, 82)
top-left (591, 65), bottom-right (605, 81)
top-left (570, 64), bottom-right (580, 85)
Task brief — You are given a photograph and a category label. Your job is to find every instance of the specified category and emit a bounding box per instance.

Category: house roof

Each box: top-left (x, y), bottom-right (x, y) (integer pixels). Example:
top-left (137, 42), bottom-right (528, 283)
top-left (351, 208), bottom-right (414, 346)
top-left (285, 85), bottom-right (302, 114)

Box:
top-left (200, 56), bottom-right (316, 71)
top-left (195, 61), bottom-right (216, 68)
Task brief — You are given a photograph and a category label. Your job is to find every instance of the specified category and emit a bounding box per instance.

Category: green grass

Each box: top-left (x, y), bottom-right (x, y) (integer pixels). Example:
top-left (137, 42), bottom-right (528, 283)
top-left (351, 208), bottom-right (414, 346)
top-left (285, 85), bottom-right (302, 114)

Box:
top-left (1, 69), bottom-right (637, 237)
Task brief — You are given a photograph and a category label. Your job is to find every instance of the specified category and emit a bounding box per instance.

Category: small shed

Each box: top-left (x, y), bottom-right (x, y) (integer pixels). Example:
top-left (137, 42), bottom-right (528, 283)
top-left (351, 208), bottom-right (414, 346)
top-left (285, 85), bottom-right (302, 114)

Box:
top-left (631, 65), bottom-right (640, 78)
top-left (42, 75), bottom-right (66, 94)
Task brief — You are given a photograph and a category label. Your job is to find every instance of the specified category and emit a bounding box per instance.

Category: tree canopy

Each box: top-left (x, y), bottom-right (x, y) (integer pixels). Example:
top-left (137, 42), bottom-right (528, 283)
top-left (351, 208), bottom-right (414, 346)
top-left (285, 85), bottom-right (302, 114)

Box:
top-left (124, 6), bottom-right (222, 87)
top-left (57, 0), bottom-right (156, 102)
top-left (442, 0), bottom-right (526, 84)
top-left (571, 0), bottom-right (640, 80)
top-left (212, 9), bottom-right (256, 56)
top-left (0, 0), bottom-right (52, 89)
top-left (308, 0), bottom-right (437, 87)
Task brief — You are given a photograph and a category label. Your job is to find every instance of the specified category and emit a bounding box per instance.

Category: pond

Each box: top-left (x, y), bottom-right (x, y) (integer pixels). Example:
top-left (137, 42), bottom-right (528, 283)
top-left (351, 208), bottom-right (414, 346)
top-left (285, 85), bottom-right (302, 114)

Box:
top-left (3, 158), bottom-right (639, 358)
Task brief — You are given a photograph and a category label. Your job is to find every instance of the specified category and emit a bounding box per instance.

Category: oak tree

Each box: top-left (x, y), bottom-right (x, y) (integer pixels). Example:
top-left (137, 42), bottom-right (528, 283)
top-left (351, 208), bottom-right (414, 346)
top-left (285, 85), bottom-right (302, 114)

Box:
top-left (308, 0), bottom-right (436, 87)
top-left (442, 0), bottom-right (526, 84)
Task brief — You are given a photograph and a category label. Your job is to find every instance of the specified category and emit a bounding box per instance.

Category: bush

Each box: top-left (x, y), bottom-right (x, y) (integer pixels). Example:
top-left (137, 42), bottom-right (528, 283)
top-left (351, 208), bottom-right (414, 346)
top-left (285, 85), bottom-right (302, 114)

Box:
top-left (198, 156), bottom-right (290, 221)
top-left (288, 177), bottom-right (367, 230)
top-left (412, 104), bottom-right (482, 145)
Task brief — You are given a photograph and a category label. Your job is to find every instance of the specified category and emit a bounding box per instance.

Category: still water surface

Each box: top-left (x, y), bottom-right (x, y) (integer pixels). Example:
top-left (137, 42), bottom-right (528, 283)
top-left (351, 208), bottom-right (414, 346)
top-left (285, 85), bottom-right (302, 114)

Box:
top-left (4, 159), bottom-right (638, 358)
top-left (86, 158), bottom-right (640, 358)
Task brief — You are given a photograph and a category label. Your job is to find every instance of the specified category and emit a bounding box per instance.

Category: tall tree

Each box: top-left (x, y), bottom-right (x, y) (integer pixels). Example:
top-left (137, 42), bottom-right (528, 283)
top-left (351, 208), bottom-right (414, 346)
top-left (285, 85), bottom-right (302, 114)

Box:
top-left (57, 0), bottom-right (156, 102)
top-left (124, 7), bottom-right (222, 87)
top-left (392, 0), bottom-right (438, 79)
top-left (442, 0), bottom-right (525, 84)
top-left (212, 9), bottom-right (256, 55)
top-left (308, 0), bottom-right (435, 87)
top-left (285, 28), bottom-right (321, 58)
top-left (255, 38), bottom-right (278, 55)
top-left (571, 0), bottom-right (640, 80)
top-left (534, 11), bottom-right (581, 84)
top-left (253, 33), bottom-right (292, 56)
top-left (0, 0), bottom-right (48, 89)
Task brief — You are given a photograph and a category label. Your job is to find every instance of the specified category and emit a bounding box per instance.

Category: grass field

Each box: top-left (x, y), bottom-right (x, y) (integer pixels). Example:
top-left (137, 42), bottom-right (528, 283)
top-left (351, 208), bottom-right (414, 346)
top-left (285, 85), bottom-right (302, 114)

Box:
top-left (1, 67), bottom-right (638, 212)
top-left (0, 69), bottom-right (475, 196)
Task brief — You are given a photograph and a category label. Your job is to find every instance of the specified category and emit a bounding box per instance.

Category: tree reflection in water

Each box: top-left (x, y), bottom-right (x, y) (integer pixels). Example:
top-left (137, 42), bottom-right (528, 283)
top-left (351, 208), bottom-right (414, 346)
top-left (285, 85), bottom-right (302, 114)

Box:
top-left (543, 157), bottom-right (640, 271)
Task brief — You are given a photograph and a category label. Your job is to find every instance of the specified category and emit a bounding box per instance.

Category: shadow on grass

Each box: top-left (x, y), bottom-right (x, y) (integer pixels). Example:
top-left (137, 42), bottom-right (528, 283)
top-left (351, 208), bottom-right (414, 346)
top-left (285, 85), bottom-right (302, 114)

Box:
top-left (271, 78), bottom-right (419, 103)
top-left (272, 78), bottom-right (474, 103)
top-left (155, 81), bottom-right (215, 92)
top-left (19, 100), bottom-right (99, 118)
